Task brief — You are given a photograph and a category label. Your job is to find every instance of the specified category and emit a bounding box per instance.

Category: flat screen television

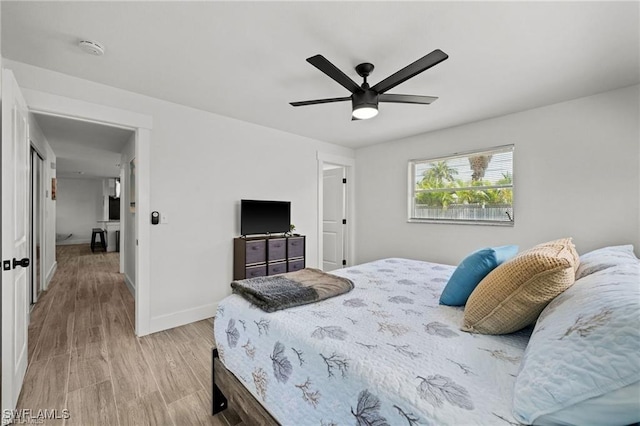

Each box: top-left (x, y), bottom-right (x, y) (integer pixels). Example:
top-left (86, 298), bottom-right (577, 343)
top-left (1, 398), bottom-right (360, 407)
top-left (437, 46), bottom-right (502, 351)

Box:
top-left (241, 199), bottom-right (291, 236)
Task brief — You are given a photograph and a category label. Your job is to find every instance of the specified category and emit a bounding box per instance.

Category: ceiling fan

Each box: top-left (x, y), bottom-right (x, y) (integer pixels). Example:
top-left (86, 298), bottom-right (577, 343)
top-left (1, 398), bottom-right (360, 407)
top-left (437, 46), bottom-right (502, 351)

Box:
top-left (290, 49), bottom-right (448, 120)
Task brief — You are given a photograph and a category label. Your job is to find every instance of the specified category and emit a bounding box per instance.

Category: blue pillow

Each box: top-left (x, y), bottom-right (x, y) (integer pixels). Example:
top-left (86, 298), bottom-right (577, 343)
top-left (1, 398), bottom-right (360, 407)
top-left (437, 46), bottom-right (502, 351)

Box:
top-left (439, 245), bottom-right (518, 306)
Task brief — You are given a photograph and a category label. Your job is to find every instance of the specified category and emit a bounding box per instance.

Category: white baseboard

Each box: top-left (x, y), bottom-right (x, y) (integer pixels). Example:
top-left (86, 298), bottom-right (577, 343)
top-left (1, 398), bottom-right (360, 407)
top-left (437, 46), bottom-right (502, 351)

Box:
top-left (148, 302), bottom-right (218, 335)
top-left (56, 238), bottom-right (90, 246)
top-left (45, 261), bottom-right (57, 289)
top-left (123, 273), bottom-right (135, 296)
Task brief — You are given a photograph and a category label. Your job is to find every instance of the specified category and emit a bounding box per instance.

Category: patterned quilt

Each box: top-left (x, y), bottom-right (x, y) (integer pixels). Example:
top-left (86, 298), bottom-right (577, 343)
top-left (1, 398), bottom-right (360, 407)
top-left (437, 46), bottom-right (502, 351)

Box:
top-left (214, 258), bottom-right (531, 425)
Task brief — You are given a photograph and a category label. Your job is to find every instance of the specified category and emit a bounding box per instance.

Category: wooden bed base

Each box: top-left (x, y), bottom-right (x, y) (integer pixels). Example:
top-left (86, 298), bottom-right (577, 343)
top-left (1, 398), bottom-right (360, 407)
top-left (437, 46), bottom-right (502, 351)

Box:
top-left (212, 349), bottom-right (280, 425)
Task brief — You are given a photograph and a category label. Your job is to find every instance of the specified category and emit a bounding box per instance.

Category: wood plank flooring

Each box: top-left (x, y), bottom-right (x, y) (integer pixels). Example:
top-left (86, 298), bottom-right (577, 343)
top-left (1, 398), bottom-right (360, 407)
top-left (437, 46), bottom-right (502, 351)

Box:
top-left (18, 244), bottom-right (241, 426)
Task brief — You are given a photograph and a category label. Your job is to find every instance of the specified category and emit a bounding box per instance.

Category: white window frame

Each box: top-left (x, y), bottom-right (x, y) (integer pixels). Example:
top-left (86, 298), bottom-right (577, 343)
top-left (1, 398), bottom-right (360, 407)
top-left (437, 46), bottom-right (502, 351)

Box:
top-left (408, 145), bottom-right (515, 226)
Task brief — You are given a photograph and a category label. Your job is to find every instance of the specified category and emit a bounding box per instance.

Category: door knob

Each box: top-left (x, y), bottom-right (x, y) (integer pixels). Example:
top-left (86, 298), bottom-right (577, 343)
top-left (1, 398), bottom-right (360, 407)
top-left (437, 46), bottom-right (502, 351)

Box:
top-left (13, 258), bottom-right (30, 269)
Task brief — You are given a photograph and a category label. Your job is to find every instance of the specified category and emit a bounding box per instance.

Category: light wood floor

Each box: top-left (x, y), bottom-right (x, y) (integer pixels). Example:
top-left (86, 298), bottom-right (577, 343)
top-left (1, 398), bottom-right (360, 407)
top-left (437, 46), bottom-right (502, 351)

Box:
top-left (18, 244), bottom-right (241, 426)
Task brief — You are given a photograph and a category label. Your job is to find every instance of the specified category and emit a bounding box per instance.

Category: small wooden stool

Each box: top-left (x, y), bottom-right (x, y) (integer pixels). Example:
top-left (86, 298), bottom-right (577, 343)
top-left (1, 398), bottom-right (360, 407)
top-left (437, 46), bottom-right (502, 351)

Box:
top-left (91, 228), bottom-right (107, 252)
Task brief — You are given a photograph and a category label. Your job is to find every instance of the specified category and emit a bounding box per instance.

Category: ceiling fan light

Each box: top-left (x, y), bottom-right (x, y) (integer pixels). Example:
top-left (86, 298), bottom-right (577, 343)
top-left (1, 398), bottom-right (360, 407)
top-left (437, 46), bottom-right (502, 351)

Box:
top-left (352, 90), bottom-right (379, 120)
top-left (352, 105), bottom-right (379, 120)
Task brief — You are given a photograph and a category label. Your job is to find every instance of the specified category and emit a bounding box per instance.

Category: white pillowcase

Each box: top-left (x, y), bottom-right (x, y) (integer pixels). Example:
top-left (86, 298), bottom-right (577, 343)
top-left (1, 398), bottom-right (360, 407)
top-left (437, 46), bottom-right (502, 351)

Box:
top-left (575, 244), bottom-right (637, 280)
top-left (512, 261), bottom-right (640, 425)
top-left (533, 382), bottom-right (640, 426)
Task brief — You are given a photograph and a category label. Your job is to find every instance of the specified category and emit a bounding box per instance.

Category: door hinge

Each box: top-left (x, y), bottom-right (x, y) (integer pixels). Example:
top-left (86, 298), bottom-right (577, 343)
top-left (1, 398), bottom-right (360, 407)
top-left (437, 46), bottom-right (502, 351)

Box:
top-left (342, 178), bottom-right (347, 184)
top-left (342, 219), bottom-right (347, 225)
top-left (342, 259), bottom-right (347, 266)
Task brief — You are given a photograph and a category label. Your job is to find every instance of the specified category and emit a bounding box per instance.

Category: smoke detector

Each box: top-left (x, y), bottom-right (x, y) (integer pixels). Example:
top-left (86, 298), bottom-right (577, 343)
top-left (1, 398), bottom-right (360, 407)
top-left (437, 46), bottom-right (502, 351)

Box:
top-left (78, 40), bottom-right (105, 56)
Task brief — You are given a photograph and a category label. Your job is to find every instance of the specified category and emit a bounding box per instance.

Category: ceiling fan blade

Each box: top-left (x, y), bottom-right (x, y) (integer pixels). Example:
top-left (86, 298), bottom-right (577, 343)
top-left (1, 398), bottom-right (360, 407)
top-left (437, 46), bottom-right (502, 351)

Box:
top-left (306, 55), bottom-right (361, 94)
top-left (290, 97), bottom-right (351, 107)
top-left (379, 94), bottom-right (439, 104)
top-left (371, 49), bottom-right (448, 94)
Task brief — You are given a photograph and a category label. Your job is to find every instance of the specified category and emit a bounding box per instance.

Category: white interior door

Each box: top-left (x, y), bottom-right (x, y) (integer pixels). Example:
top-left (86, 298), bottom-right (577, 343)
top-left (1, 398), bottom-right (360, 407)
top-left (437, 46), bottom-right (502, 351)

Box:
top-left (322, 167), bottom-right (346, 271)
top-left (2, 69), bottom-right (31, 421)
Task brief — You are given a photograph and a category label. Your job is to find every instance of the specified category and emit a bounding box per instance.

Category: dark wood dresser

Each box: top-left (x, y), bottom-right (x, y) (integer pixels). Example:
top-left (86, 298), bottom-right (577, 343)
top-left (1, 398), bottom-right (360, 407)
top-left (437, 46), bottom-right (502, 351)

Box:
top-left (233, 235), bottom-right (305, 280)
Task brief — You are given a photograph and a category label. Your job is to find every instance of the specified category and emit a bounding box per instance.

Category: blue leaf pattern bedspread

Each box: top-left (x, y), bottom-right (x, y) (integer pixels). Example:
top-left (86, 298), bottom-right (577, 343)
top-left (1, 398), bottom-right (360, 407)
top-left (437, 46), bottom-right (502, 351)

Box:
top-left (214, 258), bottom-right (531, 425)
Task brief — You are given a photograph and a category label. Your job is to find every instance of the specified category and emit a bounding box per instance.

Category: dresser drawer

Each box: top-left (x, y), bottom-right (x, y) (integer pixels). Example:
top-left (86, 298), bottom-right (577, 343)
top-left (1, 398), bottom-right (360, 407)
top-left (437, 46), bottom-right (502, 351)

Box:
top-left (268, 261), bottom-right (287, 276)
top-left (288, 259), bottom-right (305, 272)
top-left (288, 237), bottom-right (305, 258)
top-left (245, 265), bottom-right (267, 279)
top-left (245, 240), bottom-right (266, 264)
top-left (268, 238), bottom-right (286, 261)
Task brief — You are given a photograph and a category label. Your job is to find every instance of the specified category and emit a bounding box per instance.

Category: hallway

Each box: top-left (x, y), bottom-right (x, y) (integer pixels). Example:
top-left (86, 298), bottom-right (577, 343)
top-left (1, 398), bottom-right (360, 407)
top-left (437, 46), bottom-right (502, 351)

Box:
top-left (17, 244), bottom-right (238, 425)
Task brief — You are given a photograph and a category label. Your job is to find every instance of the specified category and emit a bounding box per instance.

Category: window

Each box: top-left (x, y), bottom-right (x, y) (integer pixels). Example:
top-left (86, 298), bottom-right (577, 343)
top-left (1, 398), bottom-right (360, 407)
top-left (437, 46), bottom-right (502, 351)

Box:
top-left (408, 145), bottom-right (514, 225)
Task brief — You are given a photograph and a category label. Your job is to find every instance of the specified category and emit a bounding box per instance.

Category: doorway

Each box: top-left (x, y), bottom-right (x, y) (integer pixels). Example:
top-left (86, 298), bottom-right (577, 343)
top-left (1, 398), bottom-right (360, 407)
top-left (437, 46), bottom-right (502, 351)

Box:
top-left (29, 148), bottom-right (45, 306)
top-left (22, 88), bottom-right (152, 336)
top-left (31, 112), bottom-right (134, 295)
top-left (317, 152), bottom-right (355, 271)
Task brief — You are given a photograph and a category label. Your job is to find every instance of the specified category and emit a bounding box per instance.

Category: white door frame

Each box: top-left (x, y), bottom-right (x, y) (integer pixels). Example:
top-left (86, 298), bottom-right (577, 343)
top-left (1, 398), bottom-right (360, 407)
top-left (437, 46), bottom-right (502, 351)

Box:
top-left (316, 152), bottom-right (355, 269)
top-left (29, 147), bottom-right (45, 305)
top-left (22, 88), bottom-right (154, 336)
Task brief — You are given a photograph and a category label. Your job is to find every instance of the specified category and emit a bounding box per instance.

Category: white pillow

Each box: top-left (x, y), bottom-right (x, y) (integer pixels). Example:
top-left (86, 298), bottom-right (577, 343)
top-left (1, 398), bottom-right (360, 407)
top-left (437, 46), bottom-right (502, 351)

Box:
top-left (575, 244), bottom-right (637, 280)
top-left (512, 262), bottom-right (640, 425)
top-left (533, 382), bottom-right (640, 426)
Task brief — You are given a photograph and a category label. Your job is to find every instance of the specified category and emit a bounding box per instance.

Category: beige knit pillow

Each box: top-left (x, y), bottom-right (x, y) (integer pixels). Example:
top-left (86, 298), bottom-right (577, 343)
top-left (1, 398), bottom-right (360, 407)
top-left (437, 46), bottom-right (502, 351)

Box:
top-left (462, 238), bottom-right (579, 335)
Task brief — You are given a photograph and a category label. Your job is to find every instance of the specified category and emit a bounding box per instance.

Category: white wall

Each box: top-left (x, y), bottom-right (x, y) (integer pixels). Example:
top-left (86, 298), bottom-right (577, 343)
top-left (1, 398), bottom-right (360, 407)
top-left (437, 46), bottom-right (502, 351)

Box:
top-left (355, 85), bottom-right (640, 266)
top-left (5, 59), bottom-right (355, 333)
top-left (55, 178), bottom-right (104, 245)
top-left (120, 133), bottom-right (135, 290)
top-left (28, 114), bottom-right (57, 285)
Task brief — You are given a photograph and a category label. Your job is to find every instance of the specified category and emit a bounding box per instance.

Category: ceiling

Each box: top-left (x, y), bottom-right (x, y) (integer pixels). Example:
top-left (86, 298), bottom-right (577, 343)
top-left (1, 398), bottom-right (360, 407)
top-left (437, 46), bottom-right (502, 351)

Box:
top-left (3, 1), bottom-right (639, 149)
top-left (33, 113), bottom-right (133, 179)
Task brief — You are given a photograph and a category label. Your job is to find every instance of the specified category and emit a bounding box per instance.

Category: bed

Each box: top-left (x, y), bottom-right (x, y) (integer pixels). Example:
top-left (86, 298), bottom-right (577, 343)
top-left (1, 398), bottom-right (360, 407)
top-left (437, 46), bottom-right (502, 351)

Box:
top-left (213, 258), bottom-right (533, 425)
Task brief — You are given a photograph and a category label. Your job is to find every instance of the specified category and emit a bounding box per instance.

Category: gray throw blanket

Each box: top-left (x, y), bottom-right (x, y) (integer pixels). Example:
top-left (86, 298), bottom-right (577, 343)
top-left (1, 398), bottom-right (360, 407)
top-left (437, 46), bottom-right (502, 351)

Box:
top-left (231, 268), bottom-right (354, 312)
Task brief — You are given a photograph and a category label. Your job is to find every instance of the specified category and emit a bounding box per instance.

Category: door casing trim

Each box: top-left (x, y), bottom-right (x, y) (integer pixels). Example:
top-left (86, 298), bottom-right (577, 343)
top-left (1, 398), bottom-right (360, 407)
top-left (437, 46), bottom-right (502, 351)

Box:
top-left (22, 88), bottom-right (153, 336)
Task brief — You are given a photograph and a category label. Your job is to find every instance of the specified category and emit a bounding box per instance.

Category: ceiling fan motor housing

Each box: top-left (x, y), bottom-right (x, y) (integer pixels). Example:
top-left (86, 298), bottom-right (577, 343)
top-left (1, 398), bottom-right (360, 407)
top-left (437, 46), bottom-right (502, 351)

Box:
top-left (352, 90), bottom-right (378, 109)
